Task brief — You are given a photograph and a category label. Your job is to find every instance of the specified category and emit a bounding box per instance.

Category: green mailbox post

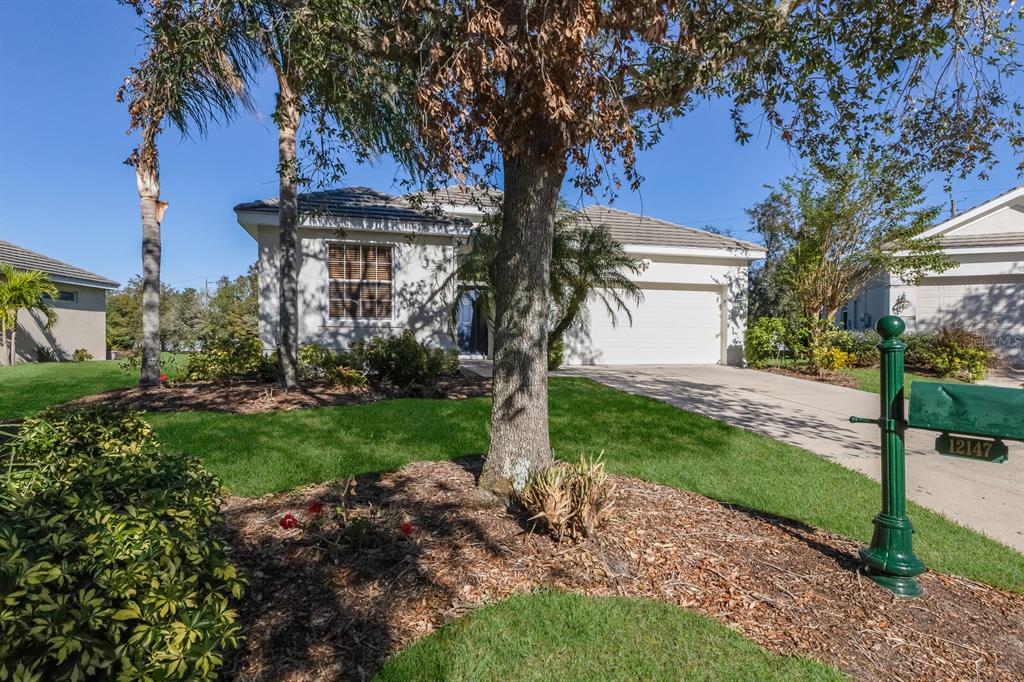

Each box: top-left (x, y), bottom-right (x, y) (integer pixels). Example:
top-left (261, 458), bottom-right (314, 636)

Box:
top-left (850, 315), bottom-right (1023, 598)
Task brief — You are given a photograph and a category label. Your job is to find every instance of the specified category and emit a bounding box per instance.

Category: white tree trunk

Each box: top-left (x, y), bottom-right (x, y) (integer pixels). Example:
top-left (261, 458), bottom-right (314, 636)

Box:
top-left (136, 148), bottom-right (163, 386)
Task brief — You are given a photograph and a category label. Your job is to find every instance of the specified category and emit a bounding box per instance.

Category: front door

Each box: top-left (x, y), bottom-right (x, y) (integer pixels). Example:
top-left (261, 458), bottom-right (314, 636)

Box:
top-left (456, 289), bottom-right (488, 355)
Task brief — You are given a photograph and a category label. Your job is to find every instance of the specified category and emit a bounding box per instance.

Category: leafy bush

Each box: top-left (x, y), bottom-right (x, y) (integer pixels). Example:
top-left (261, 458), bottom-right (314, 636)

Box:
top-left (810, 346), bottom-right (857, 371)
top-left (547, 338), bottom-right (565, 371)
top-left (71, 348), bottom-right (93, 362)
top-left (0, 407), bottom-right (244, 681)
top-left (925, 324), bottom-right (997, 382)
top-left (902, 332), bottom-right (933, 369)
top-left (187, 335), bottom-right (272, 381)
top-left (332, 365), bottom-right (369, 388)
top-left (34, 346), bottom-right (58, 363)
top-left (519, 454), bottom-right (615, 540)
top-left (744, 317), bottom-right (788, 367)
top-left (831, 329), bottom-right (880, 367)
top-left (351, 330), bottom-right (460, 391)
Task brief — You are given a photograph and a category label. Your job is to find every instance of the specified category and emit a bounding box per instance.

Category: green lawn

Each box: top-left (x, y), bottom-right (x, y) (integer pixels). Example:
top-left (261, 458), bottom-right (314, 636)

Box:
top-left (147, 377), bottom-right (1024, 593)
top-left (375, 592), bottom-right (844, 681)
top-left (839, 367), bottom-right (962, 396)
top-left (0, 355), bottom-right (187, 419)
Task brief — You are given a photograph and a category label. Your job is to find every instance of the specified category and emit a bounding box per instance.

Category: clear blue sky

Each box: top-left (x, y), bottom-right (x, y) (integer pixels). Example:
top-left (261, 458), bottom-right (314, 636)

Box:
top-left (2, 1), bottom-right (1021, 289)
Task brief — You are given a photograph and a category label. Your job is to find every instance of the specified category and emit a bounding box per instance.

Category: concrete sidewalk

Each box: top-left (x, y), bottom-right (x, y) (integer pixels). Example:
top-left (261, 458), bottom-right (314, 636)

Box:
top-left (540, 363), bottom-right (1023, 551)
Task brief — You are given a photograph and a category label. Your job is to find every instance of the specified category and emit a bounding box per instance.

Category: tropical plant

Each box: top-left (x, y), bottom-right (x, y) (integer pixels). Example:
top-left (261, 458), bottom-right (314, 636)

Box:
top-left (0, 407), bottom-right (244, 680)
top-left (0, 264), bottom-right (58, 366)
top-left (330, 0), bottom-right (1022, 496)
top-left (519, 454), bottom-right (615, 541)
top-left (446, 209), bottom-right (642, 371)
top-left (748, 159), bottom-right (954, 371)
top-left (351, 330), bottom-right (460, 392)
top-left (119, 0), bottom-right (259, 386)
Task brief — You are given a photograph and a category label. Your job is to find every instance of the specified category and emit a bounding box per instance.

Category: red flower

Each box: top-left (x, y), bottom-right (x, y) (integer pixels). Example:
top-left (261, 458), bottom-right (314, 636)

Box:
top-left (400, 521), bottom-right (413, 537)
top-left (159, 374), bottom-right (169, 381)
top-left (279, 513), bottom-right (299, 530)
top-left (307, 501), bottom-right (324, 515)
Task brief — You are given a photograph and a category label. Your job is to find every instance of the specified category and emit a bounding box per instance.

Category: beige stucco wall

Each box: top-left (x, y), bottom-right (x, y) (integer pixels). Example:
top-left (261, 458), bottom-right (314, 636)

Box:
top-left (6, 283), bottom-right (108, 363)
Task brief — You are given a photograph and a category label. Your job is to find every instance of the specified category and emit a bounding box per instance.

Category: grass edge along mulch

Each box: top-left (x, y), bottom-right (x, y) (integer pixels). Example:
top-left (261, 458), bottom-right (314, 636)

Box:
top-left (374, 591), bottom-right (843, 681)
top-left (220, 459), bottom-right (1024, 682)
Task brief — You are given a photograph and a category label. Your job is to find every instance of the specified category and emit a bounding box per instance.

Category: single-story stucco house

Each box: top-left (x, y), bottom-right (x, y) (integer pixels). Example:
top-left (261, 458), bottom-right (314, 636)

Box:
top-left (843, 185), bottom-right (1024, 367)
top-left (0, 240), bottom-right (119, 363)
top-left (235, 186), bottom-right (765, 366)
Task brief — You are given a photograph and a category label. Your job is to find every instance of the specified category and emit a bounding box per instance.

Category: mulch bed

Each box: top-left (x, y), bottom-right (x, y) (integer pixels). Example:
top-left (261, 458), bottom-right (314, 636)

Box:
top-left (758, 365), bottom-right (861, 389)
top-left (220, 459), bottom-right (1024, 681)
top-left (66, 372), bottom-right (491, 414)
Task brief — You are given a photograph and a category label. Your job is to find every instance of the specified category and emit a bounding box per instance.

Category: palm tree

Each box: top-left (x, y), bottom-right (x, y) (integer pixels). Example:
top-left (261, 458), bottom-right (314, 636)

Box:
top-left (0, 265), bottom-right (58, 366)
top-left (447, 206), bottom-right (643, 369)
top-left (120, 0), bottom-right (258, 386)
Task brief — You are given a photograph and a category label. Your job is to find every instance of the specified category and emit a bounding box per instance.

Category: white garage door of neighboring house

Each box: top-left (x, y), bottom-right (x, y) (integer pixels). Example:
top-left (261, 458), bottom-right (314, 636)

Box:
top-left (564, 285), bottom-right (723, 365)
top-left (916, 278), bottom-right (1024, 366)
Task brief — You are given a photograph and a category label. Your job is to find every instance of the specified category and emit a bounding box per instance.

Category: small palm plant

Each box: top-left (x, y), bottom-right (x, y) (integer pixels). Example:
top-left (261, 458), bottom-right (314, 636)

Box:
top-left (0, 264), bottom-right (58, 366)
top-left (443, 204), bottom-right (643, 369)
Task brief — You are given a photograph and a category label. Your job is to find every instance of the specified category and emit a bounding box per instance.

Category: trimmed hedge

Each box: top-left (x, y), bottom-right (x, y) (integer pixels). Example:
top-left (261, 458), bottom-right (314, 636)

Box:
top-left (0, 407), bottom-right (244, 681)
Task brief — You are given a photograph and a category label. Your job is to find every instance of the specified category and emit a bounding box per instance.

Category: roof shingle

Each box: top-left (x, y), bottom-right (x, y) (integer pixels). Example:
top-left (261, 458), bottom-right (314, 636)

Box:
top-left (940, 233), bottom-right (1024, 249)
top-left (578, 205), bottom-right (762, 252)
top-left (235, 187), bottom-right (471, 232)
top-left (0, 240), bottom-right (118, 289)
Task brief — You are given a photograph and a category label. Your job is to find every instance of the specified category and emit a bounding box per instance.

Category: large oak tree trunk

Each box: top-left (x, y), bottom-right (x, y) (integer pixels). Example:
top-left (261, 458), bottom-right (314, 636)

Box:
top-left (276, 80), bottom-right (301, 389)
top-left (479, 147), bottom-right (566, 497)
top-left (136, 146), bottom-right (163, 387)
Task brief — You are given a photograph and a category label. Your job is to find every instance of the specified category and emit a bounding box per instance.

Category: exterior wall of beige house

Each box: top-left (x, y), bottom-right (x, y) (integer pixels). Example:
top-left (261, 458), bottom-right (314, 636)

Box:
top-left (237, 186), bottom-right (765, 367)
top-left (0, 240), bottom-right (118, 364)
top-left (844, 185), bottom-right (1024, 367)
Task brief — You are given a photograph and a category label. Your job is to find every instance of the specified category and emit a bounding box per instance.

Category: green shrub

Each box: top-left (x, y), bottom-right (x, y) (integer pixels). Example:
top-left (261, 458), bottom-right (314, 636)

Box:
top-left (902, 332), bottom-right (934, 369)
top-left (332, 365), bottom-right (369, 388)
top-left (744, 317), bottom-right (787, 367)
top-left (0, 407), bottom-right (244, 681)
top-left (831, 329), bottom-right (880, 367)
top-left (810, 346), bottom-right (857, 371)
top-left (187, 335), bottom-right (272, 381)
top-left (925, 324), bottom-right (997, 382)
top-left (547, 338), bottom-right (565, 371)
top-left (71, 348), bottom-right (93, 362)
top-left (351, 330), bottom-right (459, 392)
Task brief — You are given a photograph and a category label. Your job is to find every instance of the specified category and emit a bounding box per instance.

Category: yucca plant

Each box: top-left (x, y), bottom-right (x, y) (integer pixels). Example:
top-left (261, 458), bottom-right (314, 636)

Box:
top-left (519, 453), bottom-right (615, 540)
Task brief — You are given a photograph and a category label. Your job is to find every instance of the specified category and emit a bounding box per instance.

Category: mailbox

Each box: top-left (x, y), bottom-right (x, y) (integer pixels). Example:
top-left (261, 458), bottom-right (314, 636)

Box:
top-left (908, 382), bottom-right (1024, 463)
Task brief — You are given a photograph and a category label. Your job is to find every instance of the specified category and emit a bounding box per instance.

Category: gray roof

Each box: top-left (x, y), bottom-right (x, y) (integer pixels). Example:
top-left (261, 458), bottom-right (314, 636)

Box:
top-left (400, 184), bottom-right (503, 212)
top-left (235, 187), bottom-right (470, 230)
top-left (579, 205), bottom-right (762, 252)
top-left (940, 233), bottom-right (1024, 249)
top-left (0, 240), bottom-right (118, 289)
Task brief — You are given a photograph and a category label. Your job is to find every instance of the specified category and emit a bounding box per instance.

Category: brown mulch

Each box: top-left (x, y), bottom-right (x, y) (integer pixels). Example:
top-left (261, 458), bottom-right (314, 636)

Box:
top-left (220, 459), bottom-right (1024, 681)
top-left (66, 372), bottom-right (491, 414)
top-left (759, 365), bottom-right (860, 389)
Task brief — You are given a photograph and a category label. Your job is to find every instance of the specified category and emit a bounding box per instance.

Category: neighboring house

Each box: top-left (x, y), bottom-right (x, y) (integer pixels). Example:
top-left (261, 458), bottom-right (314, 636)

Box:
top-left (0, 240), bottom-right (119, 363)
top-left (843, 185), bottom-right (1024, 367)
top-left (236, 186), bottom-right (765, 366)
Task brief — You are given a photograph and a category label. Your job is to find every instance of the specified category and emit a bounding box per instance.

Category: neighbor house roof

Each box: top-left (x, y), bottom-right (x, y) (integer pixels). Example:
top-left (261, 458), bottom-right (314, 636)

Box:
top-left (0, 240), bottom-right (119, 289)
top-left (579, 205), bottom-right (762, 253)
top-left (234, 187), bottom-right (471, 233)
top-left (940, 233), bottom-right (1024, 250)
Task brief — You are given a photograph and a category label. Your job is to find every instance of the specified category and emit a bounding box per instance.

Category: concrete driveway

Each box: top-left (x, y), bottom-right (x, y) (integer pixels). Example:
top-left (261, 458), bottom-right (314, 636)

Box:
top-left (556, 364), bottom-right (1024, 552)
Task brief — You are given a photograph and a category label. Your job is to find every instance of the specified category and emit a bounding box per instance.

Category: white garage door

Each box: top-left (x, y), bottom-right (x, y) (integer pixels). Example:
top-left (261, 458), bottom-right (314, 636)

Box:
top-left (916, 278), bottom-right (1024, 366)
top-left (564, 285), bottom-right (723, 365)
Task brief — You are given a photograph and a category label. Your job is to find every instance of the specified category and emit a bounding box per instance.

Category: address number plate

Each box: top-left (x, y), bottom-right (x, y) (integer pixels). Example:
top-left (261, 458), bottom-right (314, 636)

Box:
top-left (935, 433), bottom-right (1008, 463)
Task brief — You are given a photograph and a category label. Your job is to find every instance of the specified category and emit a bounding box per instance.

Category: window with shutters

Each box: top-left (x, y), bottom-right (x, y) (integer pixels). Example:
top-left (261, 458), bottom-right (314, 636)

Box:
top-left (327, 243), bottom-right (393, 319)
